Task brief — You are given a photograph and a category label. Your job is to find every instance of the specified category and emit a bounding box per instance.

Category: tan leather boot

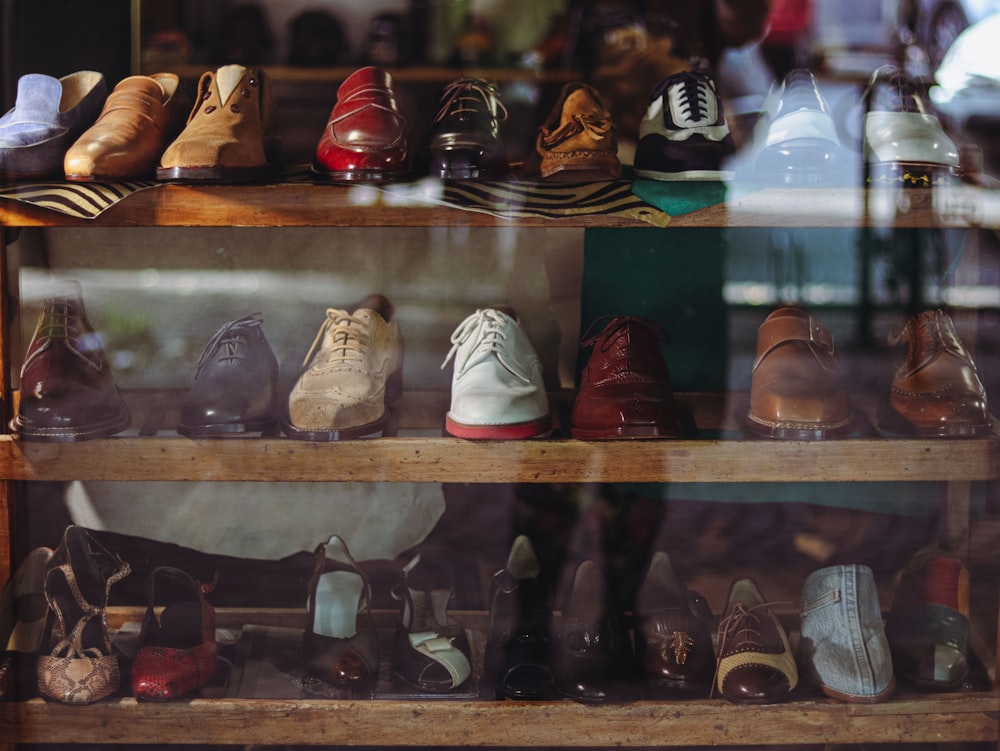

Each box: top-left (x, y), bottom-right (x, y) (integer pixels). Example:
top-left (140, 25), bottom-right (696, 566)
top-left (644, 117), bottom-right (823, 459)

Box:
top-left (158, 64), bottom-right (279, 182)
top-left (64, 73), bottom-right (189, 181)
top-left (523, 82), bottom-right (621, 181)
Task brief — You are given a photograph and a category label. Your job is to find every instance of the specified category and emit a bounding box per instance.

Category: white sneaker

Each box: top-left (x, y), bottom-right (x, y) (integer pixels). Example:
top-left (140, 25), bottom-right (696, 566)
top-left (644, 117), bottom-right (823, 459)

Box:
top-left (441, 308), bottom-right (551, 439)
top-left (285, 294), bottom-right (403, 440)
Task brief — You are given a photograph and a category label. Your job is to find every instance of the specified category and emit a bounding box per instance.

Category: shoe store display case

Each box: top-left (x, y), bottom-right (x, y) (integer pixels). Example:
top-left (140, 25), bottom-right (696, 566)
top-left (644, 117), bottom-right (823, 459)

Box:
top-left (0, 179), bottom-right (999, 748)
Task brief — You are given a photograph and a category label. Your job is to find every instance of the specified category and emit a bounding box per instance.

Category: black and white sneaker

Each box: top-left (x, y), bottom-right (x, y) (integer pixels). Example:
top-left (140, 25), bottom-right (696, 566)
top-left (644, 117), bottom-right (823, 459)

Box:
top-left (633, 68), bottom-right (735, 181)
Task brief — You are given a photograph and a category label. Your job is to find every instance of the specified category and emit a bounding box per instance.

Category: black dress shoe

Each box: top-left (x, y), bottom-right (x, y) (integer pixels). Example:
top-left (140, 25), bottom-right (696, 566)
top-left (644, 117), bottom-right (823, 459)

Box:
top-left (11, 289), bottom-right (130, 442)
top-left (554, 559), bottom-right (631, 703)
top-left (423, 78), bottom-right (508, 179)
top-left (483, 535), bottom-right (554, 700)
top-left (177, 314), bottom-right (279, 437)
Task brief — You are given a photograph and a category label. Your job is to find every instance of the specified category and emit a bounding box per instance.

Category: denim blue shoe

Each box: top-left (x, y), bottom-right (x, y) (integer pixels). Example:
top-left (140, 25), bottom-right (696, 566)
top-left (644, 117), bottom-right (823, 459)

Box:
top-left (0, 71), bottom-right (106, 181)
top-left (798, 564), bottom-right (895, 703)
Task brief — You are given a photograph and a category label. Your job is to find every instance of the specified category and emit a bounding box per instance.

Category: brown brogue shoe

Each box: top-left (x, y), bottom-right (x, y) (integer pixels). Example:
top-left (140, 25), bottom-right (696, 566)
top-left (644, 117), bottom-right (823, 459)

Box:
top-left (64, 73), bottom-right (189, 181)
top-left (523, 82), bottom-right (621, 182)
top-left (880, 309), bottom-right (991, 437)
top-left (570, 315), bottom-right (681, 440)
top-left (158, 65), bottom-right (278, 182)
top-left (745, 306), bottom-right (853, 440)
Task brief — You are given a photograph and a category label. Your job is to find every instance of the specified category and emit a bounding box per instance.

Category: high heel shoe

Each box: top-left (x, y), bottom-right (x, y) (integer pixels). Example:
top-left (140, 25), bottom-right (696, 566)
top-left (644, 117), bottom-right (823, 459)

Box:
top-left (0, 546), bottom-right (54, 701)
top-left (390, 553), bottom-right (471, 693)
top-left (483, 534), bottom-right (554, 699)
top-left (301, 534), bottom-right (378, 688)
top-left (37, 525), bottom-right (131, 705)
top-left (131, 566), bottom-right (218, 701)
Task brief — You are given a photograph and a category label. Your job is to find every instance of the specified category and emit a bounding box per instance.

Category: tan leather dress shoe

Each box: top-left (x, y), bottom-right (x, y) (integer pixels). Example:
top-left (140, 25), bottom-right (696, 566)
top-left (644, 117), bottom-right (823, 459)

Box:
top-left (284, 295), bottom-right (404, 441)
top-left (881, 309), bottom-right (991, 437)
top-left (523, 82), bottom-right (621, 181)
top-left (158, 65), bottom-right (279, 182)
top-left (745, 306), bottom-right (853, 440)
top-left (64, 73), bottom-right (188, 181)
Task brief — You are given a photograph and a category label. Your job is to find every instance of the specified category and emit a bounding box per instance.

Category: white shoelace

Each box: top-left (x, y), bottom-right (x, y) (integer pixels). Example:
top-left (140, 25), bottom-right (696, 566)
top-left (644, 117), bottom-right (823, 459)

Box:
top-left (441, 308), bottom-right (510, 370)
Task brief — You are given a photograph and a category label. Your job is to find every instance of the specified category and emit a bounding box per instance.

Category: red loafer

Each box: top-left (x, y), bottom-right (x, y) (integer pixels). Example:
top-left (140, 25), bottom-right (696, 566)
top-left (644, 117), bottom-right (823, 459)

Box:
top-left (312, 66), bottom-right (411, 182)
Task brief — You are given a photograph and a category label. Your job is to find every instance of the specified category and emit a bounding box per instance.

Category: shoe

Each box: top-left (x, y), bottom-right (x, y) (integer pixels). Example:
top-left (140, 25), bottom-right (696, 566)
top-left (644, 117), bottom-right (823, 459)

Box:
top-left (0, 71), bottom-right (106, 181)
top-left (37, 526), bottom-right (131, 705)
top-left (441, 308), bottom-right (551, 440)
top-left (885, 549), bottom-right (970, 690)
top-left (715, 577), bottom-right (798, 703)
top-left (423, 77), bottom-right (509, 179)
top-left (570, 315), bottom-right (681, 440)
top-left (634, 551), bottom-right (714, 697)
top-left (390, 553), bottom-right (471, 693)
top-left (522, 81), bottom-right (621, 181)
top-left (313, 66), bottom-right (411, 182)
top-left (157, 65), bottom-right (279, 183)
top-left (177, 313), bottom-right (279, 438)
top-left (284, 294), bottom-right (404, 441)
top-left (64, 73), bottom-right (189, 181)
top-left (11, 286), bottom-right (131, 442)
top-left (798, 564), bottom-right (895, 703)
top-left (131, 567), bottom-right (218, 701)
top-left (879, 309), bottom-right (991, 437)
top-left (633, 68), bottom-right (735, 182)
top-left (301, 534), bottom-right (378, 688)
top-left (553, 559), bottom-right (630, 703)
top-left (862, 64), bottom-right (960, 187)
top-left (744, 306), bottom-right (854, 440)
top-left (484, 535), bottom-right (554, 699)
top-left (0, 546), bottom-right (54, 701)
top-left (753, 68), bottom-right (844, 185)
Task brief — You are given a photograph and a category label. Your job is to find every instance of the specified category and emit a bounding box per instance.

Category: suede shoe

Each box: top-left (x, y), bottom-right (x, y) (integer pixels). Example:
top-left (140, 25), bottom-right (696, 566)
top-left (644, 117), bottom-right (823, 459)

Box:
top-left (570, 315), bottom-right (681, 440)
top-left (0, 71), bottom-right (106, 181)
top-left (798, 564), bottom-right (895, 703)
top-left (65, 73), bottom-right (189, 181)
top-left (177, 314), bottom-right (279, 438)
top-left (284, 295), bottom-right (403, 441)
top-left (423, 77), bottom-right (508, 179)
top-left (11, 287), bottom-right (130, 442)
top-left (313, 66), bottom-right (411, 182)
top-left (863, 64), bottom-right (960, 187)
top-left (880, 309), bottom-right (991, 437)
top-left (522, 81), bottom-right (621, 182)
top-left (158, 65), bottom-right (279, 183)
top-left (441, 308), bottom-right (550, 440)
top-left (634, 68), bottom-right (734, 182)
top-left (745, 306), bottom-right (854, 440)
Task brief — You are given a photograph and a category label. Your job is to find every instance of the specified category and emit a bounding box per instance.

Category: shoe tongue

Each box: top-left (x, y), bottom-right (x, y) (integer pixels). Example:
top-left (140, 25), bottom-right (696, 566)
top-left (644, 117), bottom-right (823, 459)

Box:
top-left (13, 74), bottom-right (63, 119)
top-left (215, 64), bottom-right (246, 103)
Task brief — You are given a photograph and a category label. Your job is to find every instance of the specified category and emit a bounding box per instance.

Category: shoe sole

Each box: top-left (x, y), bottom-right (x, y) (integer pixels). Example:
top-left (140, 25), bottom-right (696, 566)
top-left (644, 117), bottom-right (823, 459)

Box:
top-left (156, 165), bottom-right (274, 183)
top-left (10, 404), bottom-right (131, 443)
top-left (743, 409), bottom-right (855, 441)
top-left (310, 164), bottom-right (410, 183)
top-left (569, 423), bottom-right (681, 440)
top-left (634, 167), bottom-right (733, 182)
top-left (177, 416), bottom-right (279, 438)
top-left (445, 414), bottom-right (552, 440)
top-left (876, 398), bottom-right (994, 438)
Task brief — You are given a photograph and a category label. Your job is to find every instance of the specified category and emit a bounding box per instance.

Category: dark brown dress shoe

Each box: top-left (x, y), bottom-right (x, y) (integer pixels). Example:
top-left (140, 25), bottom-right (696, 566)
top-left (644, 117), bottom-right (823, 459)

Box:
top-left (424, 77), bottom-right (509, 179)
top-left (570, 315), bottom-right (681, 440)
top-left (635, 552), bottom-right (714, 696)
top-left (12, 291), bottom-right (129, 442)
top-left (716, 578), bottom-right (797, 703)
top-left (745, 306), bottom-right (853, 440)
top-left (880, 309), bottom-right (991, 437)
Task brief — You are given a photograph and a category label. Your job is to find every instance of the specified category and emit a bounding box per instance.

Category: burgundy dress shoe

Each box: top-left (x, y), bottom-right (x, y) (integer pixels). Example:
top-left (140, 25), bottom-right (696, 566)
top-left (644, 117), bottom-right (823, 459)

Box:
top-left (11, 290), bottom-right (130, 442)
top-left (570, 315), bottom-right (681, 440)
top-left (313, 66), bottom-right (411, 182)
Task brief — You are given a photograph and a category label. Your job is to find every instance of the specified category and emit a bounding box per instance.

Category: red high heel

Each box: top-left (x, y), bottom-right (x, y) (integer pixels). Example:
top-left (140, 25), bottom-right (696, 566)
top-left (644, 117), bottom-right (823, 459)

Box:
top-left (131, 566), bottom-right (218, 701)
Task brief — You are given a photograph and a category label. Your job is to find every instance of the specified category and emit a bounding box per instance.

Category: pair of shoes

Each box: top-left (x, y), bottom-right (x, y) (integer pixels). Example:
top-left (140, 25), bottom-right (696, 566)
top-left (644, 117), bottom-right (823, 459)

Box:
top-left (0, 71), bottom-right (107, 181)
top-left (37, 526), bottom-right (131, 705)
top-left (283, 294), bottom-right (404, 441)
top-left (11, 285), bottom-right (130, 442)
top-left (441, 307), bottom-right (551, 440)
top-left (0, 546), bottom-right (54, 701)
top-left (131, 566), bottom-right (219, 701)
top-left (570, 315), bottom-right (682, 439)
top-left (64, 73), bottom-right (190, 181)
top-left (745, 306), bottom-right (990, 440)
top-left (313, 67), bottom-right (509, 182)
top-left (157, 64), bottom-right (280, 183)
